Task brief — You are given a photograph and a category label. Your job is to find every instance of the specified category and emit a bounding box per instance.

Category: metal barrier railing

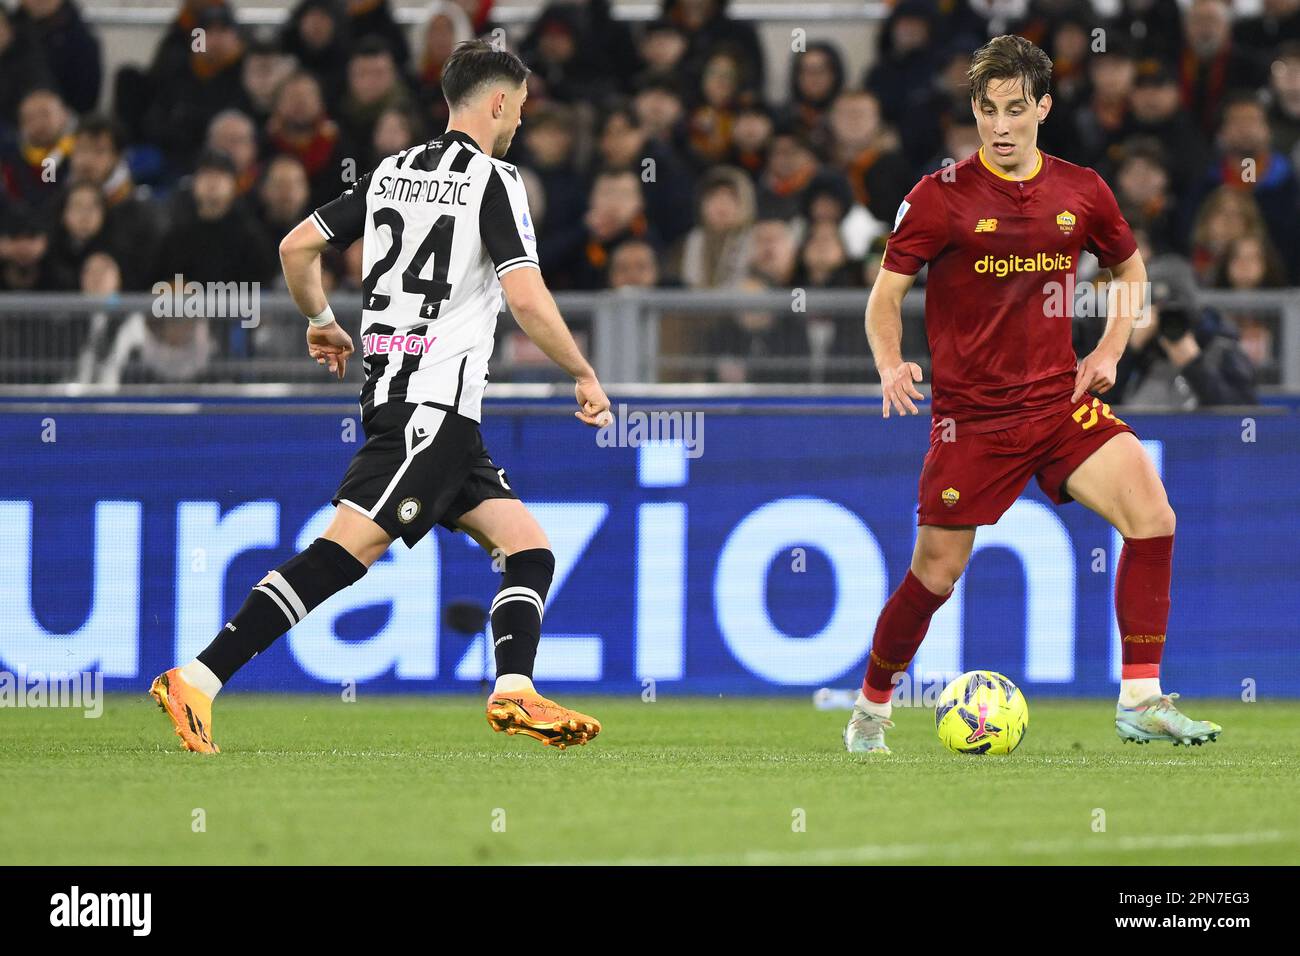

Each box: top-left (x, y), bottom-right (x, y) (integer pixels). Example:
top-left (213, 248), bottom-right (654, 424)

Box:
top-left (0, 287), bottom-right (1296, 392)
top-left (83, 2), bottom-right (893, 27)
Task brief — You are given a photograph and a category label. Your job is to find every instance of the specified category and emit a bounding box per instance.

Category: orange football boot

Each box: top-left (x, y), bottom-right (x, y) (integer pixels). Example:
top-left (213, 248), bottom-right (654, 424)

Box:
top-left (486, 689), bottom-right (601, 749)
top-left (149, 668), bottom-right (220, 753)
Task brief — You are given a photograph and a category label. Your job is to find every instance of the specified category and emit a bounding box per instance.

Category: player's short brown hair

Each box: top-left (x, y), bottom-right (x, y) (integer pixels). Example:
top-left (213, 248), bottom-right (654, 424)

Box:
top-left (441, 39), bottom-right (530, 109)
top-left (968, 35), bottom-right (1053, 105)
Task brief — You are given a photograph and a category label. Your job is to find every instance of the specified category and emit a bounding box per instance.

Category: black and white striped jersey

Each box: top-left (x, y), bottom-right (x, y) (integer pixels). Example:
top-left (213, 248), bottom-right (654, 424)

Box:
top-left (310, 129), bottom-right (539, 421)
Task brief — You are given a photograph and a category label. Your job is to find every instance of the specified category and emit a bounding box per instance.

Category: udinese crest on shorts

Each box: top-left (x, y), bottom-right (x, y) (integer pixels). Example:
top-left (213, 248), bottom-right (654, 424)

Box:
top-left (398, 497), bottom-right (422, 524)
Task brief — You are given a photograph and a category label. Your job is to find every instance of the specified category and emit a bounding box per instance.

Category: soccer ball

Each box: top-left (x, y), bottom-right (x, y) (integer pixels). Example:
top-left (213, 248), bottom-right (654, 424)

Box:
top-left (935, 670), bottom-right (1029, 755)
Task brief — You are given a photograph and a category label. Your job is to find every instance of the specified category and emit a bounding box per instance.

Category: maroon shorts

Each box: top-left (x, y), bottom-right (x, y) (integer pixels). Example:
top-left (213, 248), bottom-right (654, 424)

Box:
top-left (916, 398), bottom-right (1135, 526)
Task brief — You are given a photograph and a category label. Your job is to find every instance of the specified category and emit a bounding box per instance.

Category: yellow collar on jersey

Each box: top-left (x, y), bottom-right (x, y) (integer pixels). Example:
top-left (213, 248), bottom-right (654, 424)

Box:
top-left (978, 145), bottom-right (1043, 182)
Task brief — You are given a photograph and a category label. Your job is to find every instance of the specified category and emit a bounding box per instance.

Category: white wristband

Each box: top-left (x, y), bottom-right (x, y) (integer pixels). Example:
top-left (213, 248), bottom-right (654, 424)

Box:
top-left (307, 305), bottom-right (336, 328)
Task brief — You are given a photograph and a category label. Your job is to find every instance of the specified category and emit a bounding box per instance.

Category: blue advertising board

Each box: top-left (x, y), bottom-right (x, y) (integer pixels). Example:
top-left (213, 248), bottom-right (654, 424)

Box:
top-left (0, 400), bottom-right (1295, 697)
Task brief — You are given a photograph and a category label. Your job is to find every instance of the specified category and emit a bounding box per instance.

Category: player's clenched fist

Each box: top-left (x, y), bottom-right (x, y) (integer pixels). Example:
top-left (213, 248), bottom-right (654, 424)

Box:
top-left (307, 322), bottom-right (354, 380)
top-left (574, 376), bottom-right (612, 427)
top-left (880, 361), bottom-right (925, 418)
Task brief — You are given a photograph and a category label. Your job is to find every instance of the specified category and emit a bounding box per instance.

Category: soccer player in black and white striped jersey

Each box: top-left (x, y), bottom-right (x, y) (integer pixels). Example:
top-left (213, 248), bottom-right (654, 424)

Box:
top-left (150, 41), bottom-right (610, 753)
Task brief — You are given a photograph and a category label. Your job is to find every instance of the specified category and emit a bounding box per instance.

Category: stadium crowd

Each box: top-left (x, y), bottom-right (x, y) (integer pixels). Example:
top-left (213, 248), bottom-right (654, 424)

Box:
top-left (0, 0), bottom-right (1295, 398)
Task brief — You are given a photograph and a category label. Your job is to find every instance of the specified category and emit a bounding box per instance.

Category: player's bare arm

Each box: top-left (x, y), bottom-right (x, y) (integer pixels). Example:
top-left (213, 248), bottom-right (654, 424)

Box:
top-left (279, 217), bottom-right (354, 380)
top-left (1072, 250), bottom-right (1146, 402)
top-left (866, 266), bottom-right (924, 418)
top-left (500, 266), bottom-right (611, 426)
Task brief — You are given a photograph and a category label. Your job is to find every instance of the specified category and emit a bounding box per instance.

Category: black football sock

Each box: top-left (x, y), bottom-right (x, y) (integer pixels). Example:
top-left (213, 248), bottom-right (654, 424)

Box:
top-left (197, 537), bottom-right (367, 684)
top-left (490, 548), bottom-right (555, 679)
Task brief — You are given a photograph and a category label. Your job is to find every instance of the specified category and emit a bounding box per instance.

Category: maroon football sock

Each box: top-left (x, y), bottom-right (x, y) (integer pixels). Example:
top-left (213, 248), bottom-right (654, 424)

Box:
top-left (1116, 534), bottom-right (1173, 680)
top-left (862, 570), bottom-right (952, 703)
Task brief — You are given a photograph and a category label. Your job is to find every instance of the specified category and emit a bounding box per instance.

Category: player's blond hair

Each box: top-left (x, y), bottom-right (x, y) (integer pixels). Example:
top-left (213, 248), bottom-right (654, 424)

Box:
top-left (968, 35), bottom-right (1053, 105)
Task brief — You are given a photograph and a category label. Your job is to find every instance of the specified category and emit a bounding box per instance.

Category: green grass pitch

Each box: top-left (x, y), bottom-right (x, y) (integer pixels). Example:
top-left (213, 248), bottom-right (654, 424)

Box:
top-left (2, 694), bottom-right (1297, 865)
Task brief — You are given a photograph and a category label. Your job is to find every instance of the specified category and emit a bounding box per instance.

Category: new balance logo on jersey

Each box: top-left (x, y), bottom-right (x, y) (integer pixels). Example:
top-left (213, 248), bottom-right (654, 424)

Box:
top-left (361, 333), bottom-right (438, 355)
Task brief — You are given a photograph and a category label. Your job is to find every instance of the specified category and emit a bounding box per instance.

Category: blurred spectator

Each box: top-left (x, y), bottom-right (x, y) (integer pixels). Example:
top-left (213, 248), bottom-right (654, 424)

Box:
top-left (634, 78), bottom-right (689, 156)
top-left (207, 110), bottom-right (262, 195)
top-left (68, 115), bottom-right (161, 291)
top-left (1196, 93), bottom-right (1300, 279)
top-left (598, 103), bottom-right (695, 244)
top-left (686, 49), bottom-right (752, 167)
top-left (679, 166), bottom-right (754, 288)
top-left (664, 0), bottom-right (765, 99)
top-left (903, 45), bottom-right (974, 170)
top-left (345, 0), bottom-right (411, 70)
top-left (609, 238), bottom-right (663, 289)
top-left (707, 277), bottom-right (808, 383)
top-left (794, 219), bottom-right (864, 382)
top-left (414, 1), bottom-right (474, 134)
top-left (519, 103), bottom-right (588, 256)
top-left (1190, 185), bottom-right (1272, 282)
top-left (1126, 59), bottom-right (1211, 196)
top-left (240, 38), bottom-right (298, 128)
top-left (520, 5), bottom-right (613, 104)
top-left (1111, 0), bottom-right (1185, 65)
top-left (755, 125), bottom-right (819, 220)
top-left (1180, 0), bottom-right (1269, 137)
top-left (0, 5), bottom-right (53, 126)
top-left (787, 43), bottom-right (845, 151)
top-left (827, 90), bottom-right (912, 225)
top-left (556, 169), bottom-right (658, 289)
top-left (155, 150), bottom-right (277, 357)
top-left (925, 112), bottom-right (983, 173)
top-left (1113, 137), bottom-right (1185, 255)
top-left (144, 4), bottom-right (248, 172)
top-left (728, 101), bottom-right (772, 179)
top-left (799, 167), bottom-right (881, 260)
top-left (1043, 12), bottom-right (1091, 112)
top-left (1267, 42), bottom-right (1300, 168)
top-left (0, 204), bottom-right (55, 291)
top-left (10, 0), bottom-right (101, 113)
top-left (338, 37), bottom-right (416, 153)
top-left (255, 154), bottom-right (313, 245)
top-left (71, 250), bottom-right (126, 385)
top-left (636, 18), bottom-right (690, 87)
top-left (1070, 42), bottom-right (1137, 170)
top-left (47, 181), bottom-right (111, 290)
top-left (281, 0), bottom-right (353, 110)
top-left (1235, 0), bottom-right (1300, 61)
top-left (1107, 255), bottom-right (1257, 407)
top-left (1213, 233), bottom-right (1287, 371)
top-left (370, 106), bottom-right (425, 167)
top-left (265, 71), bottom-right (353, 207)
top-left (865, 1), bottom-right (942, 164)
top-left (97, 288), bottom-right (216, 385)
top-left (1, 88), bottom-right (73, 212)
top-left (117, 1), bottom-right (233, 143)
top-left (746, 218), bottom-right (798, 287)
top-left (0, 206), bottom-right (58, 377)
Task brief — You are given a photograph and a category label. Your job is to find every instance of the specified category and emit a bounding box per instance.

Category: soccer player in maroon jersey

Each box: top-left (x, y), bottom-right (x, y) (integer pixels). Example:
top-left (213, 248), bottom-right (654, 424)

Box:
top-left (845, 35), bottom-right (1222, 753)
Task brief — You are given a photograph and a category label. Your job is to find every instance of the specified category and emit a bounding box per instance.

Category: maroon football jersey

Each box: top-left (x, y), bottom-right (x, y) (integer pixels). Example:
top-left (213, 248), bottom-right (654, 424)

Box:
top-left (882, 148), bottom-right (1137, 435)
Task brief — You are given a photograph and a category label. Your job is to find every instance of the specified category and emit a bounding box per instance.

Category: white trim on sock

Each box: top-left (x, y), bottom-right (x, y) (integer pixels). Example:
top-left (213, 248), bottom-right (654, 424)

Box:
top-left (493, 674), bottom-right (535, 694)
top-left (1119, 677), bottom-right (1162, 708)
top-left (856, 692), bottom-right (892, 719)
top-left (180, 660), bottom-right (223, 699)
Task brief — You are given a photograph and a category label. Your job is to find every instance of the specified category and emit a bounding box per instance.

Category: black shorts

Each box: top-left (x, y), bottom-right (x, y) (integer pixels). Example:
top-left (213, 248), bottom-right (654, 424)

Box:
top-left (332, 402), bottom-right (518, 547)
